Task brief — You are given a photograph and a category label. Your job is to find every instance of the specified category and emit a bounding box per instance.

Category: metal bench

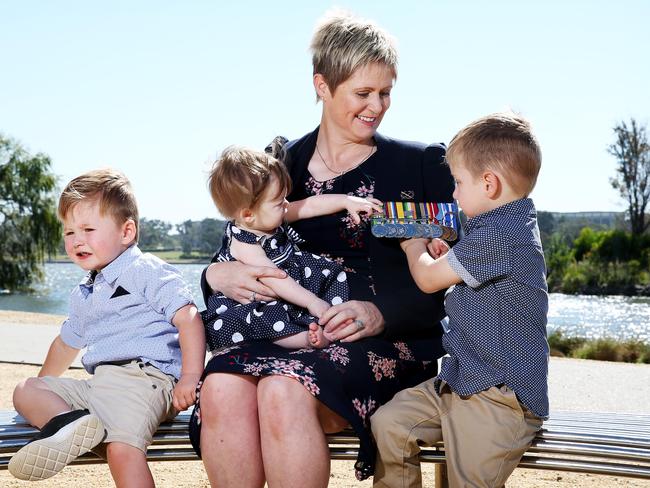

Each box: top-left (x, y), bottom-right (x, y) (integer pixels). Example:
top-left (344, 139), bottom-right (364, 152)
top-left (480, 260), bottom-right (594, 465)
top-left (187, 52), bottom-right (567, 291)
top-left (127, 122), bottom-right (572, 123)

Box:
top-left (1, 410), bottom-right (649, 487)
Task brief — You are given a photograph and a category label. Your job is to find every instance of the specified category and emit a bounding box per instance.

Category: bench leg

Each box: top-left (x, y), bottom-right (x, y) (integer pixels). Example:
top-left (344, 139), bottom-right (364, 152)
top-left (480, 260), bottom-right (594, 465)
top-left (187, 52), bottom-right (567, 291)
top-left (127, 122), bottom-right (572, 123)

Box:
top-left (434, 463), bottom-right (449, 488)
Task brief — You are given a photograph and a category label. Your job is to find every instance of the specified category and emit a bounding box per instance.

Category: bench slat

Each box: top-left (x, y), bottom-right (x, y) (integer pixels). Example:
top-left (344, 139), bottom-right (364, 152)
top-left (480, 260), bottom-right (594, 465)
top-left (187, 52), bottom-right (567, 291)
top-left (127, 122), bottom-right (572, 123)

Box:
top-left (0, 410), bottom-right (648, 482)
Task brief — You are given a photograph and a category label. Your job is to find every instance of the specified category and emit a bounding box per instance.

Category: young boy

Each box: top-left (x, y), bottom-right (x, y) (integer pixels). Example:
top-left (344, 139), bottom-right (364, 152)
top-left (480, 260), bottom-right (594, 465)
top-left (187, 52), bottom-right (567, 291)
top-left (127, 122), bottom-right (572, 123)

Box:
top-left (371, 113), bottom-right (549, 488)
top-left (9, 169), bottom-right (206, 486)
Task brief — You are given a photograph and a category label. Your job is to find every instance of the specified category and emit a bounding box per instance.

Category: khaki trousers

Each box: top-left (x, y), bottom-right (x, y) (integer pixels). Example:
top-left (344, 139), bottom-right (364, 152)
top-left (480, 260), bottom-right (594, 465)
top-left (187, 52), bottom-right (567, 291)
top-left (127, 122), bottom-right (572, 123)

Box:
top-left (371, 379), bottom-right (542, 488)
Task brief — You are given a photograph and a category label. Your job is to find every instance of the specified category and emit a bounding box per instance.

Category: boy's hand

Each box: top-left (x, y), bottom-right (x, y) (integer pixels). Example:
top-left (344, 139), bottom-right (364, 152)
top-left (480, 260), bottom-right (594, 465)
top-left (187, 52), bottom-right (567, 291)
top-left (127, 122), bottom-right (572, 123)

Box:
top-left (172, 373), bottom-right (202, 411)
top-left (427, 238), bottom-right (450, 259)
top-left (399, 237), bottom-right (428, 253)
top-left (344, 196), bottom-right (383, 224)
top-left (308, 298), bottom-right (331, 319)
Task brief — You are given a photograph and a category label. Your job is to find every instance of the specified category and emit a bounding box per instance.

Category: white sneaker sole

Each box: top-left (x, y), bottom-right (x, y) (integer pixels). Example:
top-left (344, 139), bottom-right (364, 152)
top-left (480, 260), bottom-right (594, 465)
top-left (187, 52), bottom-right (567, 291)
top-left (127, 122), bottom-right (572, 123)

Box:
top-left (8, 414), bottom-right (106, 481)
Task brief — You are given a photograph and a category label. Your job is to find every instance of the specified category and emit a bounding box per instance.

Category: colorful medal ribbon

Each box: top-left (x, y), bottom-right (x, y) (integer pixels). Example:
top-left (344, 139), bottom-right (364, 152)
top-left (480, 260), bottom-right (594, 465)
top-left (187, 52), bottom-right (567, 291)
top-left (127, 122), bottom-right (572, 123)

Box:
top-left (371, 201), bottom-right (459, 240)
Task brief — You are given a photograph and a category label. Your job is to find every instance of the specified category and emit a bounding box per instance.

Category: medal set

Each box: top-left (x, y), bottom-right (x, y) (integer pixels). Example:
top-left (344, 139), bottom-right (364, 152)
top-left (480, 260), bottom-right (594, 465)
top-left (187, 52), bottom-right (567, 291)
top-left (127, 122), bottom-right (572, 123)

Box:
top-left (371, 201), bottom-right (459, 240)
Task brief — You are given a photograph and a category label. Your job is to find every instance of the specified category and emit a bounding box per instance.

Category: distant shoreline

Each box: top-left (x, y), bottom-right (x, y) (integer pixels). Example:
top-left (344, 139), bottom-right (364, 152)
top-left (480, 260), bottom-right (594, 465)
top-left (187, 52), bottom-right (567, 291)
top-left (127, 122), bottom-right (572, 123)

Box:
top-left (46, 257), bottom-right (210, 265)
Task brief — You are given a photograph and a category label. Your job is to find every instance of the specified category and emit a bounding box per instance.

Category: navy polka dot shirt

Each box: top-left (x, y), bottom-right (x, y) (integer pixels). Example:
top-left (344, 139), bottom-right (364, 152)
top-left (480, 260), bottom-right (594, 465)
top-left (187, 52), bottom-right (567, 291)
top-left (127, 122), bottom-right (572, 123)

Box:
top-left (441, 198), bottom-right (549, 419)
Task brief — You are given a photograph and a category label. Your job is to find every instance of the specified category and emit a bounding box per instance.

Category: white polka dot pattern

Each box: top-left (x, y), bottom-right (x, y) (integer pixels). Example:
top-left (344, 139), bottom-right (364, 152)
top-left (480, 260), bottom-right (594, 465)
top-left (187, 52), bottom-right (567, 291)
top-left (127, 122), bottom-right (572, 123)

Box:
top-left (202, 222), bottom-right (350, 351)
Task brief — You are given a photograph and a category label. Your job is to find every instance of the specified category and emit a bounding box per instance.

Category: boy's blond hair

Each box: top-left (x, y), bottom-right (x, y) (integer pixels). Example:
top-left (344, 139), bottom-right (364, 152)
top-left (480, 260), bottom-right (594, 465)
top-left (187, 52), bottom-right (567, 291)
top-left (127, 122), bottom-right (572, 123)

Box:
top-left (58, 168), bottom-right (139, 241)
top-left (447, 112), bottom-right (542, 196)
top-left (208, 146), bottom-right (292, 219)
top-left (310, 10), bottom-right (398, 99)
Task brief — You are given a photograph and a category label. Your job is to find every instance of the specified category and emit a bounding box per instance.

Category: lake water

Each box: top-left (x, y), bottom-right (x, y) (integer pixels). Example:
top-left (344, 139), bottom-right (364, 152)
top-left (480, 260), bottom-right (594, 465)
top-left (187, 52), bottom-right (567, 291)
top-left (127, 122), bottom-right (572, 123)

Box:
top-left (1, 263), bottom-right (649, 342)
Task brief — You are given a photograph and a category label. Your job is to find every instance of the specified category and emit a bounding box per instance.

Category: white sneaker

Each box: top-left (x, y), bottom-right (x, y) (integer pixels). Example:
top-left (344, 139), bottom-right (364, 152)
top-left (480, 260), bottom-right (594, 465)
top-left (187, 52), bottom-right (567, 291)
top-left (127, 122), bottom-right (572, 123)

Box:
top-left (8, 409), bottom-right (106, 481)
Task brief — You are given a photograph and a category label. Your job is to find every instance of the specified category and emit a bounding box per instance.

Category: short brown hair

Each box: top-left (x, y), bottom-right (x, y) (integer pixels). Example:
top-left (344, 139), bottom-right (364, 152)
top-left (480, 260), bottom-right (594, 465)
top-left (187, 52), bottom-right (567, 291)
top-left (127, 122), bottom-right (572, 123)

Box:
top-left (208, 146), bottom-right (292, 219)
top-left (447, 112), bottom-right (542, 196)
top-left (310, 10), bottom-right (398, 99)
top-left (58, 168), bottom-right (139, 240)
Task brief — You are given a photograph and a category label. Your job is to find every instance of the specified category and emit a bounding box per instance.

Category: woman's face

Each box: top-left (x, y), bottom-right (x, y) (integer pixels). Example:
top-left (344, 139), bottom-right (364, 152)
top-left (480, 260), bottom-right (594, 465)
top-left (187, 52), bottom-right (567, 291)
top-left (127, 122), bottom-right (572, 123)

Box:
top-left (318, 62), bottom-right (394, 143)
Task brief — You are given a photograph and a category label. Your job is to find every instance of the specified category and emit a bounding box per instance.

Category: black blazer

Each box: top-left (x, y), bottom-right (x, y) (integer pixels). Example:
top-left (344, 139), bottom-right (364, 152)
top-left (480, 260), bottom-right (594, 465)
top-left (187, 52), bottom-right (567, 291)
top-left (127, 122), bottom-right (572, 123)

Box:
top-left (284, 127), bottom-right (455, 340)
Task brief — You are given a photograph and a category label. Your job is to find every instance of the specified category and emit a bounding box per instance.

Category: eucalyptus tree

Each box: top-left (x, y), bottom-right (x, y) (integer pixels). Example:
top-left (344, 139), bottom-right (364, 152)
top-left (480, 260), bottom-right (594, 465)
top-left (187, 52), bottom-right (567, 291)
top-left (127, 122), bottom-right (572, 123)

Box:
top-left (608, 118), bottom-right (650, 235)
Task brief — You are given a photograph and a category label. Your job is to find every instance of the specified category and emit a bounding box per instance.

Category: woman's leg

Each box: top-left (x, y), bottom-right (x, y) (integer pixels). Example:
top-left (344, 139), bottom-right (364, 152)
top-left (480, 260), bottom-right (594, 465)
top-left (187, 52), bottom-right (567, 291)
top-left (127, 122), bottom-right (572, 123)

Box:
top-left (257, 375), bottom-right (348, 488)
top-left (199, 373), bottom-right (265, 488)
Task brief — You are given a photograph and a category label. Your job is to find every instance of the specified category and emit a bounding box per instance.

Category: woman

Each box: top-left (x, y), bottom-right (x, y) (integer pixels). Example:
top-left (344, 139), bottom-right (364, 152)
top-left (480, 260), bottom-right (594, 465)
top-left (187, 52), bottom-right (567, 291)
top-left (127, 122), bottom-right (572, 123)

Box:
top-left (189, 12), bottom-right (455, 487)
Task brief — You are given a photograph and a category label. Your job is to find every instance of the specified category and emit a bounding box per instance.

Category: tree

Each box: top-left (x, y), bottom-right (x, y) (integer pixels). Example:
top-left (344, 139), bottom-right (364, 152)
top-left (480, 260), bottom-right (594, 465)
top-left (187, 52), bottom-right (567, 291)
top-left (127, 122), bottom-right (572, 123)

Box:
top-left (197, 218), bottom-right (225, 255)
top-left (176, 220), bottom-right (199, 255)
top-left (0, 134), bottom-right (61, 290)
top-left (139, 218), bottom-right (173, 250)
top-left (176, 218), bottom-right (225, 256)
top-left (608, 118), bottom-right (650, 235)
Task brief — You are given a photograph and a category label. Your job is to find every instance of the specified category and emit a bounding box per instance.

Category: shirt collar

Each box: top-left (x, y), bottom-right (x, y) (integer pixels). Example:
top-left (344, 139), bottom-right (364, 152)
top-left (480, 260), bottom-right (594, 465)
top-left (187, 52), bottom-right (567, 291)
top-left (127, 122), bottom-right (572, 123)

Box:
top-left (78, 244), bottom-right (141, 290)
top-left (100, 244), bottom-right (141, 284)
top-left (465, 198), bottom-right (536, 232)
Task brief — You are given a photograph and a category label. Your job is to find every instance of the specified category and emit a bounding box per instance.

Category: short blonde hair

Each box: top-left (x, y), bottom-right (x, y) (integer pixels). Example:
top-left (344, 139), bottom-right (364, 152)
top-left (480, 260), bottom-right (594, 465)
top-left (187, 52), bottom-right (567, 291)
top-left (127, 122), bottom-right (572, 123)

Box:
top-left (208, 146), bottom-right (292, 219)
top-left (447, 112), bottom-right (542, 196)
top-left (58, 168), bottom-right (139, 240)
top-left (310, 10), bottom-right (398, 99)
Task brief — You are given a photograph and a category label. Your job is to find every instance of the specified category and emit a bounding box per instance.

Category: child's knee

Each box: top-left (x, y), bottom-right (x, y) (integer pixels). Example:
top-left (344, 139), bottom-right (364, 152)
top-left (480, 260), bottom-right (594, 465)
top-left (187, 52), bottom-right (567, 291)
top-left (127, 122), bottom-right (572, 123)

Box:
top-left (106, 442), bottom-right (145, 463)
top-left (13, 377), bottom-right (45, 409)
top-left (371, 402), bottom-right (403, 444)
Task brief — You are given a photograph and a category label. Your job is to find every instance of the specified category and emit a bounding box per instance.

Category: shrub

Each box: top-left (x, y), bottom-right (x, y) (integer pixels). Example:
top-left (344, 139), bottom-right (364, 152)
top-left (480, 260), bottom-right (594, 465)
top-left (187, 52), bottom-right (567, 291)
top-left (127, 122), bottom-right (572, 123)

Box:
top-left (547, 330), bottom-right (650, 363)
top-left (547, 330), bottom-right (586, 357)
top-left (574, 338), bottom-right (622, 361)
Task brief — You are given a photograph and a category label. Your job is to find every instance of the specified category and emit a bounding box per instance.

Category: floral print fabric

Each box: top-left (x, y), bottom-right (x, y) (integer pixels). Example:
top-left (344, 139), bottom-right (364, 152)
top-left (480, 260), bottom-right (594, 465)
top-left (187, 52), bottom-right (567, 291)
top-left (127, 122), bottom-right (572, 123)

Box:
top-left (188, 338), bottom-right (438, 479)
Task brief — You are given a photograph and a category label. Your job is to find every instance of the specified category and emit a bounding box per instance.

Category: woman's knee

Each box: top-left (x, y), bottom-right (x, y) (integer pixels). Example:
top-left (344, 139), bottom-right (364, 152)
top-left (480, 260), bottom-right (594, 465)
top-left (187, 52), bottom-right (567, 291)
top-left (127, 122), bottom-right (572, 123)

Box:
top-left (200, 373), bottom-right (258, 424)
top-left (257, 376), bottom-right (312, 416)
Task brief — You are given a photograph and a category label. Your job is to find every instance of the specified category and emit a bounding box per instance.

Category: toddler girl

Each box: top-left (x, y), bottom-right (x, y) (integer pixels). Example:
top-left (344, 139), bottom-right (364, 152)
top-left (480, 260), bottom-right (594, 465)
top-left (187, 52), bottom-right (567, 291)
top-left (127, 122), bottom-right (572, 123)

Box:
top-left (201, 146), bottom-right (381, 351)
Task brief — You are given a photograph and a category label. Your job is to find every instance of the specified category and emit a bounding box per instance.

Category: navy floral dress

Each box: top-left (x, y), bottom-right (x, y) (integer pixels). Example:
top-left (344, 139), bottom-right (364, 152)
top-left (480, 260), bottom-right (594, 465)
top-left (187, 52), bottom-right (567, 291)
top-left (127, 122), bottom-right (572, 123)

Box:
top-left (201, 221), bottom-right (349, 350)
top-left (189, 161), bottom-right (442, 480)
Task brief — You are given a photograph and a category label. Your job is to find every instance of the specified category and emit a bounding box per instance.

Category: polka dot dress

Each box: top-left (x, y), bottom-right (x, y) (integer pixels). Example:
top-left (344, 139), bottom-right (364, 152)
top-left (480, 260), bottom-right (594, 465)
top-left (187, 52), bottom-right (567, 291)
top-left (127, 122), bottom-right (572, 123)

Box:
top-left (201, 222), bottom-right (349, 351)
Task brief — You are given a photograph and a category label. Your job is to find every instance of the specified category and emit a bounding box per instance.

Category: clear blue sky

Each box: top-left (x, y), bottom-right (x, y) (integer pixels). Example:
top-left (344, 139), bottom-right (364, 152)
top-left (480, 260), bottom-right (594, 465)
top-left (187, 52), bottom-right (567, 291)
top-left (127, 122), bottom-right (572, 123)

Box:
top-left (2, 1), bottom-right (649, 224)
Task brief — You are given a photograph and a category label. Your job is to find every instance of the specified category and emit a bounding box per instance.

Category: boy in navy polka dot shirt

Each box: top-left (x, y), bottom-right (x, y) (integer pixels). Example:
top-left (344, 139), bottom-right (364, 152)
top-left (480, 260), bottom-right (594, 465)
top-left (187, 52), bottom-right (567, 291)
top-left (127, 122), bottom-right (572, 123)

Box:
top-left (372, 112), bottom-right (549, 488)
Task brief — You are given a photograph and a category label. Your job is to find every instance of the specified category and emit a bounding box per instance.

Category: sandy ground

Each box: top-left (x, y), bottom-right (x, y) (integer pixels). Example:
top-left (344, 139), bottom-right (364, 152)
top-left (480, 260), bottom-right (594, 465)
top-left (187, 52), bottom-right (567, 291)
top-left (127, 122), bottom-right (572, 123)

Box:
top-left (0, 310), bottom-right (649, 487)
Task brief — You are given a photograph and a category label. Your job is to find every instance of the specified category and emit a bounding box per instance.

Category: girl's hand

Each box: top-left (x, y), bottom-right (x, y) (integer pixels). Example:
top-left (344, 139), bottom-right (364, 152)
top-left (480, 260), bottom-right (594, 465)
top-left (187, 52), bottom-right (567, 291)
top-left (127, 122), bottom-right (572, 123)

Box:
top-left (427, 238), bottom-right (450, 259)
top-left (205, 261), bottom-right (286, 304)
top-left (345, 196), bottom-right (383, 224)
top-left (318, 300), bottom-right (385, 342)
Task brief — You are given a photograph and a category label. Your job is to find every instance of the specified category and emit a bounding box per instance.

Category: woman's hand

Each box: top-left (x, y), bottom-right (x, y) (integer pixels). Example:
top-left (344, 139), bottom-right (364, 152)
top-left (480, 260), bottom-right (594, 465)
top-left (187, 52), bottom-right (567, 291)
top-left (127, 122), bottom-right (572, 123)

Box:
top-left (205, 261), bottom-right (286, 304)
top-left (318, 300), bottom-right (385, 342)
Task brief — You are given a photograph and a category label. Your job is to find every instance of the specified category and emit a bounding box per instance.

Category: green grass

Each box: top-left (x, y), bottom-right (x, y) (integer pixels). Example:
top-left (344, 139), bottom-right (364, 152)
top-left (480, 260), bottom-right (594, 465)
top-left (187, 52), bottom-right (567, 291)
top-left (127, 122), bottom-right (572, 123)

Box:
top-left (548, 330), bottom-right (650, 363)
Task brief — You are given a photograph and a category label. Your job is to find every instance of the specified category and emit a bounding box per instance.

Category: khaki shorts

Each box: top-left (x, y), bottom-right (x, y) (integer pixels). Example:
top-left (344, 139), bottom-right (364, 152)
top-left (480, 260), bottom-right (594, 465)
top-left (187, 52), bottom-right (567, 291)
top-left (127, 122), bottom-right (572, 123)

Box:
top-left (41, 361), bottom-right (177, 452)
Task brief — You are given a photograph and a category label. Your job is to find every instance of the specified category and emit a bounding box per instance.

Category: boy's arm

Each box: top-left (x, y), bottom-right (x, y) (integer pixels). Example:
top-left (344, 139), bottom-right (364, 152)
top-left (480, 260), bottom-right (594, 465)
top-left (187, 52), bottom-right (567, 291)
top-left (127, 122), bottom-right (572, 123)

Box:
top-left (231, 239), bottom-right (329, 317)
top-left (400, 238), bottom-right (462, 293)
top-left (171, 303), bottom-right (206, 411)
top-left (38, 335), bottom-right (80, 377)
top-left (286, 194), bottom-right (382, 224)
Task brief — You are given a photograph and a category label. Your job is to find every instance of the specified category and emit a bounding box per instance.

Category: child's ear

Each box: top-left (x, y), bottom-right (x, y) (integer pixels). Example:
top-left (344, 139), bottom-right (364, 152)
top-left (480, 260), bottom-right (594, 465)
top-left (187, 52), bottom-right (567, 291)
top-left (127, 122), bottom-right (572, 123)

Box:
top-left (122, 219), bottom-right (137, 245)
top-left (483, 172), bottom-right (501, 199)
top-left (239, 208), bottom-right (255, 225)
